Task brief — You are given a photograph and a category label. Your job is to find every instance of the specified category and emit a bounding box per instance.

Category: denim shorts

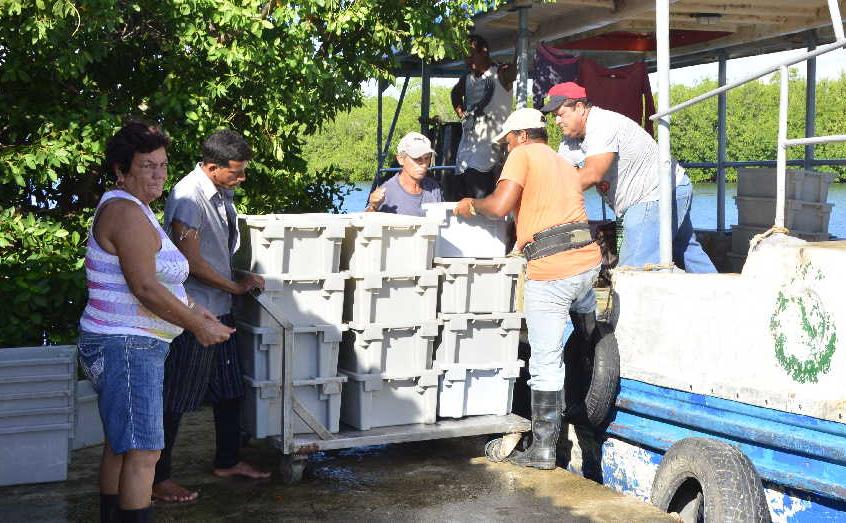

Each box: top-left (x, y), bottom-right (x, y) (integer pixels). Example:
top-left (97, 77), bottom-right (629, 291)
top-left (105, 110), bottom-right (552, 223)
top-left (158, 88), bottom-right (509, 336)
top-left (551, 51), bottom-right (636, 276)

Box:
top-left (78, 331), bottom-right (170, 454)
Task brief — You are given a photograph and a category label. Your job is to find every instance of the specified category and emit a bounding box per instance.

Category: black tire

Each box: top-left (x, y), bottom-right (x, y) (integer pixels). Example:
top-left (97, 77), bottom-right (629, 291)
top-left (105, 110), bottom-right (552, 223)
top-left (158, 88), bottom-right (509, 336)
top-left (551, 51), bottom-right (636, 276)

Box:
top-left (585, 332), bottom-right (619, 427)
top-left (651, 438), bottom-right (771, 523)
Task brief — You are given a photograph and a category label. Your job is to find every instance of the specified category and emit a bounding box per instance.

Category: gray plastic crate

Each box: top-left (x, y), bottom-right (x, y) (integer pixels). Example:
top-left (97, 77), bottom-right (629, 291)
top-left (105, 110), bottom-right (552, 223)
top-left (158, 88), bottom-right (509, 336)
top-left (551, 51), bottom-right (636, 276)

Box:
top-left (730, 225), bottom-right (830, 255)
top-left (344, 270), bottom-right (439, 324)
top-left (236, 321), bottom-right (345, 381)
top-left (435, 257), bottom-right (525, 314)
top-left (0, 345), bottom-right (76, 397)
top-left (235, 213), bottom-right (347, 275)
top-left (0, 390), bottom-right (73, 413)
top-left (73, 380), bottom-right (104, 450)
top-left (736, 168), bottom-right (834, 203)
top-left (436, 313), bottom-right (522, 365)
top-left (437, 361), bottom-right (524, 419)
top-left (0, 422), bottom-right (73, 486)
top-left (233, 273), bottom-right (347, 327)
top-left (422, 202), bottom-right (513, 258)
top-left (734, 196), bottom-right (833, 233)
top-left (341, 212), bottom-right (439, 275)
top-left (341, 321), bottom-right (439, 375)
top-left (0, 405), bottom-right (74, 430)
top-left (339, 369), bottom-right (440, 430)
top-left (241, 375), bottom-right (346, 439)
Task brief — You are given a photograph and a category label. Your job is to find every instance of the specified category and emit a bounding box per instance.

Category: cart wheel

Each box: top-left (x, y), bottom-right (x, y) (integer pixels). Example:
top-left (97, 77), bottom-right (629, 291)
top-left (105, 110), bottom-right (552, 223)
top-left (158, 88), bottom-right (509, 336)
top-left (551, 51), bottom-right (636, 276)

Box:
top-left (279, 455), bottom-right (308, 484)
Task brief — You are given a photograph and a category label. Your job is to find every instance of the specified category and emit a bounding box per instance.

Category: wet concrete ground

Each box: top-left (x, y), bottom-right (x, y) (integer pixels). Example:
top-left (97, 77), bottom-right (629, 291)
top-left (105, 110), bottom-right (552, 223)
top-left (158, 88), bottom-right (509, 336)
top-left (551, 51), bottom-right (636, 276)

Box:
top-left (0, 407), bottom-right (672, 522)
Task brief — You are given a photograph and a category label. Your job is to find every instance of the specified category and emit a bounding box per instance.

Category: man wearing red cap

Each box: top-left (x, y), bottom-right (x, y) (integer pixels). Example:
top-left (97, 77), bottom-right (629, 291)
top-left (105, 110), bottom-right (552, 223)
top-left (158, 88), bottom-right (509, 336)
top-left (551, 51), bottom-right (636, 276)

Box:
top-left (454, 108), bottom-right (602, 470)
top-left (541, 82), bottom-right (716, 272)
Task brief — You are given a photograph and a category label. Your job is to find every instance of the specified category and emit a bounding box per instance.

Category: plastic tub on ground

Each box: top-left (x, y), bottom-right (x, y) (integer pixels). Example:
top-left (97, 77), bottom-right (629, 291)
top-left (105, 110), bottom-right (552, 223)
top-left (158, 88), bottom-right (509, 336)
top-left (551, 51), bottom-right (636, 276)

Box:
top-left (73, 379), bottom-right (104, 450)
top-left (340, 212), bottom-right (440, 274)
top-left (339, 369), bottom-right (440, 430)
top-left (236, 321), bottom-right (346, 381)
top-left (0, 345), bottom-right (76, 397)
top-left (344, 270), bottom-right (439, 325)
top-left (0, 423), bottom-right (73, 486)
top-left (435, 256), bottom-right (525, 314)
top-left (730, 225), bottom-right (830, 255)
top-left (734, 196), bottom-right (833, 233)
top-left (340, 321), bottom-right (439, 375)
top-left (736, 168), bottom-right (834, 203)
top-left (436, 313), bottom-right (523, 365)
top-left (232, 273), bottom-right (347, 327)
top-left (234, 213), bottom-right (347, 275)
top-left (437, 360), bottom-right (524, 418)
top-left (422, 202), bottom-right (513, 258)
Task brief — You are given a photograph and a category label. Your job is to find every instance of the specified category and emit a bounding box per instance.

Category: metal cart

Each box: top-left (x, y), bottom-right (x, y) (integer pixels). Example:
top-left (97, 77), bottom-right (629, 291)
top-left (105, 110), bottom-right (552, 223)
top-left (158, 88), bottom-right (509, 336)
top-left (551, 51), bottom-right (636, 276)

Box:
top-left (249, 292), bottom-right (530, 483)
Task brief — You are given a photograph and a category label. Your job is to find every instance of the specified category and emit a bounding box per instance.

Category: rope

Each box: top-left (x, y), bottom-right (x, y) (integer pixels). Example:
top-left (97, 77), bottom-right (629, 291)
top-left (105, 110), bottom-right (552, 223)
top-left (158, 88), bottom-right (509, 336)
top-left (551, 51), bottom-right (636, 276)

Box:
top-left (749, 225), bottom-right (791, 251)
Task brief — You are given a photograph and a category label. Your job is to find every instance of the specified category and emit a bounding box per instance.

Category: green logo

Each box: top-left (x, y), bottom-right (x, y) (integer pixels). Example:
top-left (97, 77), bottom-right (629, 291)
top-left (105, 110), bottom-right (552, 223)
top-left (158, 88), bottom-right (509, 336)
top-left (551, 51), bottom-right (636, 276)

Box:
top-left (770, 262), bottom-right (837, 383)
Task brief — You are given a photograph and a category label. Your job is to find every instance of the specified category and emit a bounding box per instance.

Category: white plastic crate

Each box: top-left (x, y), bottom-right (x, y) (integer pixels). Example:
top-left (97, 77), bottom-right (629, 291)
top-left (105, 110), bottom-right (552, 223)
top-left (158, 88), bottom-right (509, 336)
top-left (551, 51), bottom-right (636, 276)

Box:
top-left (436, 313), bottom-right (522, 365)
top-left (0, 345), bottom-right (76, 397)
top-left (236, 321), bottom-right (345, 382)
top-left (734, 196), bottom-right (833, 233)
top-left (339, 369), bottom-right (440, 430)
top-left (235, 213), bottom-right (347, 275)
top-left (340, 321), bottom-right (439, 375)
top-left (341, 212), bottom-right (440, 274)
top-left (730, 225), bottom-right (830, 255)
top-left (422, 202), bottom-right (512, 258)
top-left (241, 375), bottom-right (345, 439)
top-left (233, 273), bottom-right (347, 327)
top-left (736, 168), bottom-right (834, 203)
top-left (1, 423), bottom-right (72, 486)
top-left (437, 361), bottom-right (524, 418)
top-left (73, 380), bottom-right (104, 450)
top-left (344, 270), bottom-right (439, 324)
top-left (435, 257), bottom-right (525, 314)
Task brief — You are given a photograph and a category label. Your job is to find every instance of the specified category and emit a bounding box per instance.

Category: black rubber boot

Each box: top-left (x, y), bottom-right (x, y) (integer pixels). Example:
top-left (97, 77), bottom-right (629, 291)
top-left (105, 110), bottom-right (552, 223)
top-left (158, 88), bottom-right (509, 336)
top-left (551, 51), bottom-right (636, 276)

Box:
top-left (100, 494), bottom-right (119, 523)
top-left (507, 389), bottom-right (562, 470)
top-left (118, 505), bottom-right (153, 523)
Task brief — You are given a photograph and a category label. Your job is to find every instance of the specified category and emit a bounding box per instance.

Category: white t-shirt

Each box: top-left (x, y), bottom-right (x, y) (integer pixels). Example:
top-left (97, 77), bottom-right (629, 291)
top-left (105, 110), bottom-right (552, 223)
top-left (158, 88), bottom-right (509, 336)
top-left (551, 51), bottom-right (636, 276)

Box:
top-left (558, 106), bottom-right (687, 215)
top-left (456, 65), bottom-right (512, 173)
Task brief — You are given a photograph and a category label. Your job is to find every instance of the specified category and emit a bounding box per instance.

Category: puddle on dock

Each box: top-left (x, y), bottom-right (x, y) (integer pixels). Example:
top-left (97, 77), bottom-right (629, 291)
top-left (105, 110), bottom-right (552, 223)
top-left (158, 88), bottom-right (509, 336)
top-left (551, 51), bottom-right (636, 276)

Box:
top-left (0, 407), bottom-right (672, 522)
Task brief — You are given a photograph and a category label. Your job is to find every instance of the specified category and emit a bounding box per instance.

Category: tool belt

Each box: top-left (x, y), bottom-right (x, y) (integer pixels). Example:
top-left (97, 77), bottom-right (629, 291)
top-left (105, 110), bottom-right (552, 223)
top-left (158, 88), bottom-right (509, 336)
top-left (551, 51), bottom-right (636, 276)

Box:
top-left (522, 222), bottom-right (594, 261)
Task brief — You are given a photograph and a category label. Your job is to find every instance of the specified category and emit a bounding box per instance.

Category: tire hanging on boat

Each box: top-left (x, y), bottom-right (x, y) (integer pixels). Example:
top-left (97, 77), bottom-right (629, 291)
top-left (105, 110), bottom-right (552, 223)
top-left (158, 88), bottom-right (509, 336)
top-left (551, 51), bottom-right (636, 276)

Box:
top-left (650, 437), bottom-right (771, 523)
top-left (562, 324), bottom-right (619, 428)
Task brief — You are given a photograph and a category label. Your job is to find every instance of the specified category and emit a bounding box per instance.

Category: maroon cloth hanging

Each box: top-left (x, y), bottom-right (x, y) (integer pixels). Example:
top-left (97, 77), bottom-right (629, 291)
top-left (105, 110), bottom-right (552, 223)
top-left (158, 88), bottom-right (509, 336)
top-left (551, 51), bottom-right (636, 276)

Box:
top-left (532, 43), bottom-right (579, 110)
top-left (579, 59), bottom-right (656, 134)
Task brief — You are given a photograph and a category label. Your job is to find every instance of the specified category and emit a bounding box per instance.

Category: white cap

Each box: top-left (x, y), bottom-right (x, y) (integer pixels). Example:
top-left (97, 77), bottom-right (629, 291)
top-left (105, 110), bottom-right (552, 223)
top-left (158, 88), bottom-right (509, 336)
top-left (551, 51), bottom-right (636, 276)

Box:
top-left (397, 131), bottom-right (435, 159)
top-left (493, 108), bottom-right (546, 142)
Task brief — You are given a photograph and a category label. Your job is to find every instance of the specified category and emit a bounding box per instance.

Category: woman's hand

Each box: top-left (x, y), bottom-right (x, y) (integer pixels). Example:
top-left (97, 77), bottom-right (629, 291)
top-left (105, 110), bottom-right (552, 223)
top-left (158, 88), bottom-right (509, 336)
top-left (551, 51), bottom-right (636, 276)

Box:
top-left (192, 315), bottom-right (235, 347)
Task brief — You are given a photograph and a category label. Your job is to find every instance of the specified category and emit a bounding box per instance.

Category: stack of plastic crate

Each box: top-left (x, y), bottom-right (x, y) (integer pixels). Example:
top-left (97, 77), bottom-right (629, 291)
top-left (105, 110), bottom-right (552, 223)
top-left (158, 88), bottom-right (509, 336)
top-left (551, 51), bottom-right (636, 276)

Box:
top-left (233, 214), bottom-right (349, 438)
top-left (729, 168), bottom-right (834, 271)
top-left (0, 345), bottom-right (76, 486)
top-left (422, 202), bottom-right (525, 419)
top-left (338, 213), bottom-right (443, 430)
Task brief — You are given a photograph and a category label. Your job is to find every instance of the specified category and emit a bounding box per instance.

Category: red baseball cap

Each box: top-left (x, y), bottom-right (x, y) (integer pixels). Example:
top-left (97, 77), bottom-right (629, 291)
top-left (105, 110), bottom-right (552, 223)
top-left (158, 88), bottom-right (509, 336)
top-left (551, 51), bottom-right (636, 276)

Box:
top-left (540, 82), bottom-right (588, 113)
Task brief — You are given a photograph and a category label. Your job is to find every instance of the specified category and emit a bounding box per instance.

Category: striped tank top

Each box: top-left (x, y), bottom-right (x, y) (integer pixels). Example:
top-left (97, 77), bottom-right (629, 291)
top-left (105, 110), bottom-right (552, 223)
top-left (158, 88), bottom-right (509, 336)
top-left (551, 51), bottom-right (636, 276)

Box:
top-left (79, 190), bottom-right (190, 342)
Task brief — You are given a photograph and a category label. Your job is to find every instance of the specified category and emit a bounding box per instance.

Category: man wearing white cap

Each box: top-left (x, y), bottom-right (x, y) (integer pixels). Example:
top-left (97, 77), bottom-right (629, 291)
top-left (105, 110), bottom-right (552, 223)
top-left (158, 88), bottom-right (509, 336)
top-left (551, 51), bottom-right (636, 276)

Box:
top-left (454, 108), bottom-right (601, 471)
top-left (366, 131), bottom-right (443, 217)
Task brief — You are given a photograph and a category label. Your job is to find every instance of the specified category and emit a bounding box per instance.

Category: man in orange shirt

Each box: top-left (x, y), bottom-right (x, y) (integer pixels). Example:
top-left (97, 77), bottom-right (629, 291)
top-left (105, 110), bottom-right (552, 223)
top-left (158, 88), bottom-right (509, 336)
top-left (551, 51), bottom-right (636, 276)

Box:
top-left (455, 108), bottom-right (601, 470)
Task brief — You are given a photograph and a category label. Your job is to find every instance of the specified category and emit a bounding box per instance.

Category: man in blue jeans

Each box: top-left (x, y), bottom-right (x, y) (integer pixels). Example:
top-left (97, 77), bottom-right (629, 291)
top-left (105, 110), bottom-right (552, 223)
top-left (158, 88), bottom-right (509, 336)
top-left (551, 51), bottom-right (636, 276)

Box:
top-left (542, 82), bottom-right (716, 272)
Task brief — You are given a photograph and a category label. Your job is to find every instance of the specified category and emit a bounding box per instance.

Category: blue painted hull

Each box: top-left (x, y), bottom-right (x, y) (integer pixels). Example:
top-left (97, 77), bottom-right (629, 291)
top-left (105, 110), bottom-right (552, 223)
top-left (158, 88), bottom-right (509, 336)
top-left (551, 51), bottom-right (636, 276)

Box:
top-left (591, 378), bottom-right (846, 521)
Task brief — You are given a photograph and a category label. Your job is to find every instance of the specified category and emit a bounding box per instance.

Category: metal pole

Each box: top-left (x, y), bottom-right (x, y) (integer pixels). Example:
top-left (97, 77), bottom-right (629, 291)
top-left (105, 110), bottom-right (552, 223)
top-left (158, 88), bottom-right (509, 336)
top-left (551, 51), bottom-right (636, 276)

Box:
top-left (382, 76), bottom-right (411, 160)
top-left (516, 6), bottom-right (530, 108)
top-left (421, 62), bottom-right (431, 136)
top-left (804, 32), bottom-right (817, 172)
top-left (717, 53), bottom-right (727, 232)
top-left (828, 0), bottom-right (845, 40)
top-left (656, 0), bottom-right (672, 265)
top-left (776, 65), bottom-right (789, 229)
top-left (377, 79), bottom-right (385, 174)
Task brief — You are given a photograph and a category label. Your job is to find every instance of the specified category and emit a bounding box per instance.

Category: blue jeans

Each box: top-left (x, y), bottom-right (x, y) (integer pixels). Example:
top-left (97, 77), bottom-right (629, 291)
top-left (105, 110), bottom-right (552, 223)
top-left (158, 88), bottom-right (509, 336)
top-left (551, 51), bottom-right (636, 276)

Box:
top-left (78, 331), bottom-right (170, 454)
top-left (619, 181), bottom-right (716, 273)
top-left (523, 265), bottom-right (600, 392)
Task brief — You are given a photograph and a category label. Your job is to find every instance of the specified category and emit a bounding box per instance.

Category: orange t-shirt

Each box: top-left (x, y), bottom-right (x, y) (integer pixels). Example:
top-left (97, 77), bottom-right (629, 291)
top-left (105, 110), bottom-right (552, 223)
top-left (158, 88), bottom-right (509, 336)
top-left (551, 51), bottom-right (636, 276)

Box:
top-left (499, 142), bottom-right (602, 281)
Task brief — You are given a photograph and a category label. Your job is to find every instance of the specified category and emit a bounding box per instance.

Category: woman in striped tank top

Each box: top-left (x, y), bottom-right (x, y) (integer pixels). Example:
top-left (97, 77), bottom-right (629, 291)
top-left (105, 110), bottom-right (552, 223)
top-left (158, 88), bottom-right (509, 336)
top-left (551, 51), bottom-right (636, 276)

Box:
top-left (77, 122), bottom-right (234, 523)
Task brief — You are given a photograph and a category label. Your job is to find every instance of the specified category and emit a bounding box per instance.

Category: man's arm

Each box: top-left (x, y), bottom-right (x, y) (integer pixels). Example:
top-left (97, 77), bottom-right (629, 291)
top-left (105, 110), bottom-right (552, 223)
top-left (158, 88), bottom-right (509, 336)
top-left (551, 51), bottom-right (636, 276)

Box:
top-left (579, 152), bottom-right (615, 191)
top-left (170, 220), bottom-right (262, 295)
top-left (454, 180), bottom-right (522, 219)
top-left (451, 75), bottom-right (467, 118)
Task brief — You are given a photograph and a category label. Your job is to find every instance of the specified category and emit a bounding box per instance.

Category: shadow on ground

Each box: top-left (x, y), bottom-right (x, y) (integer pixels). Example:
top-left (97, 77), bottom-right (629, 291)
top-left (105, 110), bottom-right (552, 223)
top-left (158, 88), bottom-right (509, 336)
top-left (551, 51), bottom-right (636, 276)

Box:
top-left (0, 407), bottom-right (672, 522)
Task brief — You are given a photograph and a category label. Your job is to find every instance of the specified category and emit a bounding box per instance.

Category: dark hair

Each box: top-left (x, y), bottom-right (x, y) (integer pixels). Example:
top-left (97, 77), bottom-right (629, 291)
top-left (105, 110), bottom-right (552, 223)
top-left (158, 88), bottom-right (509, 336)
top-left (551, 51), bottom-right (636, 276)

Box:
top-left (563, 98), bottom-right (592, 109)
top-left (525, 127), bottom-right (548, 141)
top-left (201, 129), bottom-right (252, 166)
top-left (105, 120), bottom-right (171, 177)
top-left (469, 34), bottom-right (489, 53)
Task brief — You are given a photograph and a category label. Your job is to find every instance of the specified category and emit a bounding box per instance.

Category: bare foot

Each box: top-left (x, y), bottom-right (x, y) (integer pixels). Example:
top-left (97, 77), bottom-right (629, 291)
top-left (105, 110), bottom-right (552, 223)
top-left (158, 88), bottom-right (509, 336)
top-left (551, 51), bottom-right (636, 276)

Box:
top-left (212, 461), bottom-right (271, 479)
top-left (151, 479), bottom-right (199, 503)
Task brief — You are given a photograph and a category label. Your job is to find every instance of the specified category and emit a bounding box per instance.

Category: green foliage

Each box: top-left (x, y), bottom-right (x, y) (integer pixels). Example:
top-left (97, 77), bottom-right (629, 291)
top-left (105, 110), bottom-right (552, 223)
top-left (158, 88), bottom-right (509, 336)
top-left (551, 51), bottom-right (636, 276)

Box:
top-left (0, 208), bottom-right (90, 346)
top-left (0, 0), bottom-right (503, 345)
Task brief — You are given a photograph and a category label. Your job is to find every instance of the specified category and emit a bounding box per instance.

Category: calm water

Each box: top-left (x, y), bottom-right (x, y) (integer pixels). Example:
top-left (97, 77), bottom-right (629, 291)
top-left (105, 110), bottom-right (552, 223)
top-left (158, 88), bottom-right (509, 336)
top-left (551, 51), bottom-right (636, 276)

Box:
top-left (341, 181), bottom-right (846, 238)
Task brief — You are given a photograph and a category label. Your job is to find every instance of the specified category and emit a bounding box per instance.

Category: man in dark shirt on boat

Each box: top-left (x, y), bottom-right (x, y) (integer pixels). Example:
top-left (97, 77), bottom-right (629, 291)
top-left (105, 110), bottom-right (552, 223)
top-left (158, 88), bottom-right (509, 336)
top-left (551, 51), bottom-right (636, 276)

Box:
top-left (366, 131), bottom-right (443, 216)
